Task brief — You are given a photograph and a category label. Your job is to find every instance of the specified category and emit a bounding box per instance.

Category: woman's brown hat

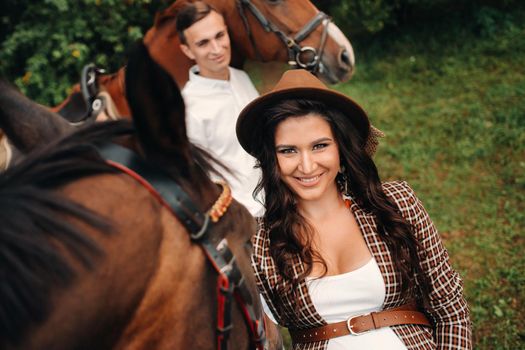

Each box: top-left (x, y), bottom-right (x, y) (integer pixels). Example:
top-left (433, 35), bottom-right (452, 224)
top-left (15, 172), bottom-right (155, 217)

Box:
top-left (236, 69), bottom-right (382, 157)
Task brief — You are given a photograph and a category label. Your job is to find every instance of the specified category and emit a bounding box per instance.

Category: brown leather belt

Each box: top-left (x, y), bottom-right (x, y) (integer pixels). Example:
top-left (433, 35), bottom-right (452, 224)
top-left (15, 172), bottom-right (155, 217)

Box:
top-left (289, 303), bottom-right (431, 343)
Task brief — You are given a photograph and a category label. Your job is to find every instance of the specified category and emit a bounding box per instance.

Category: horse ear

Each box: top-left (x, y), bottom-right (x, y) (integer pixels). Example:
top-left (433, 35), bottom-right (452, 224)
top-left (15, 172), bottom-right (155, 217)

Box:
top-left (152, 2), bottom-right (183, 28)
top-left (0, 79), bottom-right (71, 152)
top-left (124, 42), bottom-right (192, 166)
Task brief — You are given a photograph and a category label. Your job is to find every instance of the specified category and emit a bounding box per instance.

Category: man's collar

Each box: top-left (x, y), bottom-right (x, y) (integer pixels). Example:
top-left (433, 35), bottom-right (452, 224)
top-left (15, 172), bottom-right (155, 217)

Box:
top-left (188, 65), bottom-right (232, 88)
top-left (189, 65), bottom-right (231, 82)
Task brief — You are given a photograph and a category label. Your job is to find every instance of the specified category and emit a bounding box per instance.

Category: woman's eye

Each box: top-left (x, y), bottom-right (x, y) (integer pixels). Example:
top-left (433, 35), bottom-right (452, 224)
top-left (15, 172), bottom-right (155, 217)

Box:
top-left (277, 148), bottom-right (295, 154)
top-left (313, 143), bottom-right (328, 150)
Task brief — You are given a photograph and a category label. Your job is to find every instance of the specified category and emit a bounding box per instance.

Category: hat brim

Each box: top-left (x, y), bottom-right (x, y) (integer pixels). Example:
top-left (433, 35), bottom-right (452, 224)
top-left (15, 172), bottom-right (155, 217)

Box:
top-left (236, 86), bottom-right (370, 157)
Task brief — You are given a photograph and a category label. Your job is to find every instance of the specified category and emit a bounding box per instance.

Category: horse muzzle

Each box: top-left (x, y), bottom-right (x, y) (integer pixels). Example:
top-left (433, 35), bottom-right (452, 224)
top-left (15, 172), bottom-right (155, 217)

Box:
top-left (317, 22), bottom-right (355, 84)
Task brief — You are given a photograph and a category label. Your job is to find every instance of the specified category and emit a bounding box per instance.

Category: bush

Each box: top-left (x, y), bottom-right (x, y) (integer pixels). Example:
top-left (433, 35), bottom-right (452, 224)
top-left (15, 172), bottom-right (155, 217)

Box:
top-left (313, 0), bottom-right (523, 36)
top-left (0, 0), bottom-right (168, 105)
top-left (2, 0), bottom-right (522, 106)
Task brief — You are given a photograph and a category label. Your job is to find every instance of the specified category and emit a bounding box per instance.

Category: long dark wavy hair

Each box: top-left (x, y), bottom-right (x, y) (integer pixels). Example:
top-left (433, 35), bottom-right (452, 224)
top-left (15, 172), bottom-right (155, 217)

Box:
top-left (253, 98), bottom-right (432, 309)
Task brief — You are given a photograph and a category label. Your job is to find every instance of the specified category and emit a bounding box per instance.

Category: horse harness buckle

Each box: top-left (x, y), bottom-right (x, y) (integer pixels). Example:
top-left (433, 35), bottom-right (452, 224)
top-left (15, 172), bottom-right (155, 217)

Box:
top-left (81, 64), bottom-right (106, 123)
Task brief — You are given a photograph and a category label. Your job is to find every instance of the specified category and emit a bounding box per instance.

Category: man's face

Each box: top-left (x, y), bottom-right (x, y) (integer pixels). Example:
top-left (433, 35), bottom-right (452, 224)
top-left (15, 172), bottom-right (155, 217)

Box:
top-left (180, 11), bottom-right (231, 80)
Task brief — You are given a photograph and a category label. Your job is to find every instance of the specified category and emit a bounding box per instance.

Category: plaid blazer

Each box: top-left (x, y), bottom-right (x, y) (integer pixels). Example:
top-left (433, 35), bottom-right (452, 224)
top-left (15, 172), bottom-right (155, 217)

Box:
top-left (252, 181), bottom-right (472, 350)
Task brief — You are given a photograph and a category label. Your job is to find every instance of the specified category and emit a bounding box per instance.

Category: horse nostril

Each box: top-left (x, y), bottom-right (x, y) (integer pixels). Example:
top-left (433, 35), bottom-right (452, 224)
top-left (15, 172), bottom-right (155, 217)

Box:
top-left (340, 50), bottom-right (350, 66)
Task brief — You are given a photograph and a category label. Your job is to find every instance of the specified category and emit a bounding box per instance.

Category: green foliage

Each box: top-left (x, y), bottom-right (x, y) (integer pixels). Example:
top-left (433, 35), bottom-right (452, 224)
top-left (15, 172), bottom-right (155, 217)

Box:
top-left (0, 0), bottom-right (168, 105)
top-left (314, 0), bottom-right (524, 36)
top-left (330, 0), bottom-right (395, 33)
top-left (335, 7), bottom-right (525, 349)
top-left (2, 0), bottom-right (522, 106)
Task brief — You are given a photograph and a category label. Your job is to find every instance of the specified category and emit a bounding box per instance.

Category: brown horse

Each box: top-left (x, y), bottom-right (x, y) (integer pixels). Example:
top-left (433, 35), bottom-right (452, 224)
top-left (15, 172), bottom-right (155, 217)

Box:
top-left (52, 0), bottom-right (355, 119)
top-left (0, 43), bottom-right (282, 350)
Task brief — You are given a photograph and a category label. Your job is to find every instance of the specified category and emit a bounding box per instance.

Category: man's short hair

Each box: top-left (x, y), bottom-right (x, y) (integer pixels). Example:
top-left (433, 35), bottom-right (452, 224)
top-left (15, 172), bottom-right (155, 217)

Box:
top-left (176, 1), bottom-right (220, 45)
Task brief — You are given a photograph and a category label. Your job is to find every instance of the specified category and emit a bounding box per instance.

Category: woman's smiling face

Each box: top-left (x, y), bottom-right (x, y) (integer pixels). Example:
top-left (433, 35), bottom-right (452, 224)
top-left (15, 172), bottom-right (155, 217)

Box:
top-left (274, 114), bottom-right (340, 204)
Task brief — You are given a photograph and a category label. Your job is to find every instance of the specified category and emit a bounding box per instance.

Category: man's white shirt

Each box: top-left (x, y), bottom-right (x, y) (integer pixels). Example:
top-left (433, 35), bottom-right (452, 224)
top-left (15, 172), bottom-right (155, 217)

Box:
top-left (182, 65), bottom-right (264, 216)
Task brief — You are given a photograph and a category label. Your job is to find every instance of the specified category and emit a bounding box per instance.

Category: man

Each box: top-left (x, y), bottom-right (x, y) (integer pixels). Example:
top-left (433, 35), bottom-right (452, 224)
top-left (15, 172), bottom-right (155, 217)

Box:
top-left (176, 1), bottom-right (263, 216)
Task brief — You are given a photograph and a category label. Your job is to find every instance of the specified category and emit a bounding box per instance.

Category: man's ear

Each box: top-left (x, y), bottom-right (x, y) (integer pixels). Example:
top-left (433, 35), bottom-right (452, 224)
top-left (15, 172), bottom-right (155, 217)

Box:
top-left (180, 44), bottom-right (195, 60)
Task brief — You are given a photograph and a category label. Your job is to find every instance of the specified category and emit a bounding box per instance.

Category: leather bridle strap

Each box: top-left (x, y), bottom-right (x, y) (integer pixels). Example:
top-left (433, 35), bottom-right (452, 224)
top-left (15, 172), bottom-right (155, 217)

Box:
top-left (304, 13), bottom-right (330, 74)
top-left (200, 238), bottom-right (265, 350)
top-left (94, 143), bottom-right (266, 350)
top-left (236, 0), bottom-right (264, 61)
top-left (236, 0), bottom-right (331, 72)
top-left (75, 64), bottom-right (107, 125)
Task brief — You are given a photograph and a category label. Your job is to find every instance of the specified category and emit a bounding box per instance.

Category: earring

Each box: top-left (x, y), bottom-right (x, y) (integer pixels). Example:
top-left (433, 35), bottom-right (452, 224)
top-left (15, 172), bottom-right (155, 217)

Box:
top-left (339, 165), bottom-right (351, 208)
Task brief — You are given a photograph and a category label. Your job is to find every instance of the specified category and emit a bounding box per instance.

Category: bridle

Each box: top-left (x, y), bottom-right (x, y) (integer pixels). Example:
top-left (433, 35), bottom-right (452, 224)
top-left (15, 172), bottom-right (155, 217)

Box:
top-left (78, 64), bottom-right (107, 124)
top-left (96, 143), bottom-right (267, 350)
top-left (56, 64), bottom-right (108, 125)
top-left (236, 0), bottom-right (331, 73)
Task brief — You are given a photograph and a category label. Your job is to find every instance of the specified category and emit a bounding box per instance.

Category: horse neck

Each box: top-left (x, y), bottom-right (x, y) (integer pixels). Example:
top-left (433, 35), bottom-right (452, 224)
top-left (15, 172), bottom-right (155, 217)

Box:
top-left (112, 193), bottom-right (253, 350)
top-left (104, 149), bottom-right (246, 349)
top-left (113, 231), bottom-right (219, 349)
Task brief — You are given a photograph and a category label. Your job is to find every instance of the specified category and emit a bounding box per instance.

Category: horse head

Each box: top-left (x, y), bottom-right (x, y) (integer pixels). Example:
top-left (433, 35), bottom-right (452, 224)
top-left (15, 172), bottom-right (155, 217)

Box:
top-left (147, 0), bottom-right (355, 86)
top-left (228, 0), bottom-right (355, 83)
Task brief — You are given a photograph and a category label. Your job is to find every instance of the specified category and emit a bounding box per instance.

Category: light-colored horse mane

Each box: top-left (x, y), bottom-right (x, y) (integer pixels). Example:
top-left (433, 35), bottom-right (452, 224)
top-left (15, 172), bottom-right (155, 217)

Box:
top-left (96, 91), bottom-right (121, 121)
top-left (0, 131), bottom-right (12, 171)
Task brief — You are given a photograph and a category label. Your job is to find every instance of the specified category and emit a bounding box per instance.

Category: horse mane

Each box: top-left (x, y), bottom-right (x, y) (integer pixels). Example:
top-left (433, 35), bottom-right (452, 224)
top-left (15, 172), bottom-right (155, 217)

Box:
top-left (124, 42), bottom-right (230, 197)
top-left (0, 120), bottom-right (133, 346)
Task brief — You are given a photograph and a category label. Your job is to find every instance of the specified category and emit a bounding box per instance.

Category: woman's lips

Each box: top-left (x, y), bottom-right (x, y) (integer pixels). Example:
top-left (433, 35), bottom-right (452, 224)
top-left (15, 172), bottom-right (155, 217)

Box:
top-left (294, 173), bottom-right (322, 187)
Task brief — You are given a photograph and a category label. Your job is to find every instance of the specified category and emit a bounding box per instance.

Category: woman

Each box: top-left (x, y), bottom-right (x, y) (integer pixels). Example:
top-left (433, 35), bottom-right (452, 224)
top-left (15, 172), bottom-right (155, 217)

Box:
top-left (236, 70), bottom-right (471, 349)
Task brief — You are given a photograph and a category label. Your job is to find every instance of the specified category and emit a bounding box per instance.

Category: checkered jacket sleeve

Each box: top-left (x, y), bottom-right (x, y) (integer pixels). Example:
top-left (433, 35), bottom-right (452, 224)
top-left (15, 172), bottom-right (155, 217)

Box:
top-left (388, 181), bottom-right (472, 349)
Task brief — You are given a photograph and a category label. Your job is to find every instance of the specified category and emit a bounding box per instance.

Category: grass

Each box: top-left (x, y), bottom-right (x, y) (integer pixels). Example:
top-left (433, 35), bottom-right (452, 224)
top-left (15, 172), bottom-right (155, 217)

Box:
top-left (253, 7), bottom-right (525, 349)
top-left (340, 9), bottom-right (525, 349)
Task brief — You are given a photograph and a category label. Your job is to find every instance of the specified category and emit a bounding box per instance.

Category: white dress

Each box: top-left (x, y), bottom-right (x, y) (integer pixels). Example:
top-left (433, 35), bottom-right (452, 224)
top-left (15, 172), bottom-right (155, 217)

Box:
top-left (262, 258), bottom-right (407, 349)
